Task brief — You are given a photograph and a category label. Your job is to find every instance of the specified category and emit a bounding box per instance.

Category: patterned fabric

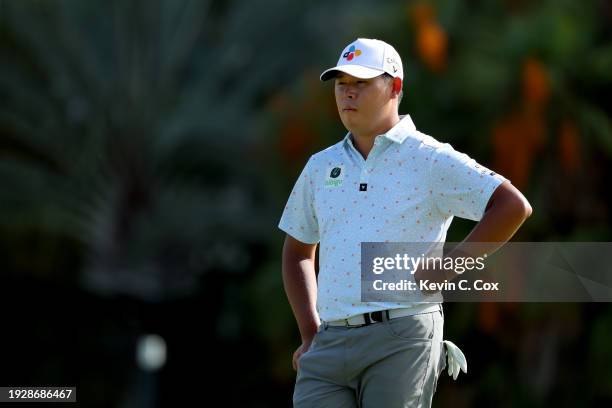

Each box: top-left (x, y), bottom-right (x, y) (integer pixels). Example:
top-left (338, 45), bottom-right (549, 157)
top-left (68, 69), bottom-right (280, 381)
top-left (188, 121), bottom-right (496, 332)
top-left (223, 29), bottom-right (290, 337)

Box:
top-left (279, 115), bottom-right (507, 322)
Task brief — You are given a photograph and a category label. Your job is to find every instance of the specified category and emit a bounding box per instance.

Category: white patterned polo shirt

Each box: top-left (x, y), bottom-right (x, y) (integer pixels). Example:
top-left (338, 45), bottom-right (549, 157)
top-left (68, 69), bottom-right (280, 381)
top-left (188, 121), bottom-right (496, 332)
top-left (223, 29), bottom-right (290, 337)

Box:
top-left (279, 114), bottom-right (507, 322)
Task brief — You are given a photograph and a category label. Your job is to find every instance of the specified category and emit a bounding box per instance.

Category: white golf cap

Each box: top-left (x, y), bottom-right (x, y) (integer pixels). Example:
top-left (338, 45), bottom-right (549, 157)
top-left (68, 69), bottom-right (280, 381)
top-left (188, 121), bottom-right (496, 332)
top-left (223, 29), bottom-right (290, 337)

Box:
top-left (320, 38), bottom-right (403, 81)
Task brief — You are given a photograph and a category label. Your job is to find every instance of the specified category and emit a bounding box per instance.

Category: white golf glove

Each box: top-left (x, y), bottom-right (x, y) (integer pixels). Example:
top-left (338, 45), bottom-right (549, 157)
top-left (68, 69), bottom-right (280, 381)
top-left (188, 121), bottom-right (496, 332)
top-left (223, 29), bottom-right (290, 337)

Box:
top-left (442, 340), bottom-right (467, 380)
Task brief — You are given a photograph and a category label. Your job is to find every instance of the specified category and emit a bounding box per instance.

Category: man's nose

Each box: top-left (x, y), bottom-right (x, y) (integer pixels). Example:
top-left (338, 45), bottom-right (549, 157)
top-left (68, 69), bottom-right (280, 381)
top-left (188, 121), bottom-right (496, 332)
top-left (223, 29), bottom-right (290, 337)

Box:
top-left (345, 87), bottom-right (356, 99)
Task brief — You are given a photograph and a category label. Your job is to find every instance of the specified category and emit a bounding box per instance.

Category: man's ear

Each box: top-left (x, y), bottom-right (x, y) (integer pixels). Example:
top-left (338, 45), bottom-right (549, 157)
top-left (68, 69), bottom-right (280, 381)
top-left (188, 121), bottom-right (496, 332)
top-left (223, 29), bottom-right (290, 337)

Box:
top-left (392, 77), bottom-right (402, 95)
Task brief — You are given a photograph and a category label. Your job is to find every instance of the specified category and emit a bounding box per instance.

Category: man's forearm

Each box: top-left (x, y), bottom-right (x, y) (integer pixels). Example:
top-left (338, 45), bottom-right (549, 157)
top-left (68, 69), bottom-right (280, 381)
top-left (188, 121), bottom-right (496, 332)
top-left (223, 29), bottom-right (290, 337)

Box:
top-left (417, 182), bottom-right (532, 291)
top-left (449, 184), bottom-right (532, 263)
top-left (282, 254), bottom-right (320, 343)
top-left (460, 190), bottom-right (530, 247)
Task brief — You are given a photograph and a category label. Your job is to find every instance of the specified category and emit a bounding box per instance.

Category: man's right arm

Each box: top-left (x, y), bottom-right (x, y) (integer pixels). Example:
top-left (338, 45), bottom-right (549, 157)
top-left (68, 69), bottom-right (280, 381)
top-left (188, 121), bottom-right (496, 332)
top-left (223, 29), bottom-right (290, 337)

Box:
top-left (278, 157), bottom-right (320, 370)
top-left (282, 234), bottom-right (320, 345)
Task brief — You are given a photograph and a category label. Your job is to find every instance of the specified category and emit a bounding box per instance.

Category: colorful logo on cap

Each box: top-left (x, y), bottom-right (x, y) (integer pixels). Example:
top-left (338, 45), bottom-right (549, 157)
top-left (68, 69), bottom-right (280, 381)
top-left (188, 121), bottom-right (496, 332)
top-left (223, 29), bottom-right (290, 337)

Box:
top-left (343, 45), bottom-right (362, 61)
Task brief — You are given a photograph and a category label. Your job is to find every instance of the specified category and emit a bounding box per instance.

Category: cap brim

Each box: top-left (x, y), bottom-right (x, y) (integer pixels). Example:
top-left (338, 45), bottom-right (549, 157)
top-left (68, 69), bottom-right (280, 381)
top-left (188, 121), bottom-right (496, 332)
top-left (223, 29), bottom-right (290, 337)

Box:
top-left (319, 65), bottom-right (385, 81)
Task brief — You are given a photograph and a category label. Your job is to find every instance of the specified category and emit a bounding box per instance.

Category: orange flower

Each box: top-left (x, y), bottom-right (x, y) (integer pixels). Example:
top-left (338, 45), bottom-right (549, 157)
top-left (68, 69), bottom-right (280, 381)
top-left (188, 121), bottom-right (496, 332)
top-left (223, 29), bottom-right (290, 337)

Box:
top-left (492, 109), bottom-right (546, 189)
top-left (522, 58), bottom-right (550, 107)
top-left (408, 2), bottom-right (447, 72)
top-left (416, 21), bottom-right (448, 72)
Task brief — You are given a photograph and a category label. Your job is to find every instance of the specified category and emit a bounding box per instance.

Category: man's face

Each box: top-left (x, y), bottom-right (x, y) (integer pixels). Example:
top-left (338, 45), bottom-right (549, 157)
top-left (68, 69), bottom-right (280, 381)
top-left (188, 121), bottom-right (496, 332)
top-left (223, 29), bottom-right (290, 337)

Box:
top-left (334, 72), bottom-right (395, 135)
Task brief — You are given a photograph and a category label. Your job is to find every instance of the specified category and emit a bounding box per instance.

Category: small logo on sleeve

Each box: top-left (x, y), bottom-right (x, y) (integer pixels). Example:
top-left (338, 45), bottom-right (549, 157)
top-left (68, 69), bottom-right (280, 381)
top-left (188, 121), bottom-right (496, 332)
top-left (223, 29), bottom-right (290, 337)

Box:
top-left (325, 165), bottom-right (345, 187)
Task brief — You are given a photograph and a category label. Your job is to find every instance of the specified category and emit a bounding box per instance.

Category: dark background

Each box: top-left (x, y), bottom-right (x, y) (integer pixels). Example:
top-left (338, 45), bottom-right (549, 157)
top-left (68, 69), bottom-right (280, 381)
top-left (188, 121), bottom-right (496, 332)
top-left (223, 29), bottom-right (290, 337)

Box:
top-left (1, 0), bottom-right (611, 406)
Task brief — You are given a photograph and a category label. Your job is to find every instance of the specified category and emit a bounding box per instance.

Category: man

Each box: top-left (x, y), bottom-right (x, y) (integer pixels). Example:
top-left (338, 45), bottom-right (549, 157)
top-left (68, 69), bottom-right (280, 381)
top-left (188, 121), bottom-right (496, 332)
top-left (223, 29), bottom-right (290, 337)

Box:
top-left (279, 38), bottom-right (532, 407)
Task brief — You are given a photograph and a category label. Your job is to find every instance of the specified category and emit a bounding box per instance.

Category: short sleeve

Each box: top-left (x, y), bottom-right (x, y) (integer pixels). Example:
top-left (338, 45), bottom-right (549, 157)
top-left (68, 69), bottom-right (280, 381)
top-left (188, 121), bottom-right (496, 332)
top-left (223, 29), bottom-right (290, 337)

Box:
top-left (429, 143), bottom-right (508, 221)
top-left (278, 158), bottom-right (320, 244)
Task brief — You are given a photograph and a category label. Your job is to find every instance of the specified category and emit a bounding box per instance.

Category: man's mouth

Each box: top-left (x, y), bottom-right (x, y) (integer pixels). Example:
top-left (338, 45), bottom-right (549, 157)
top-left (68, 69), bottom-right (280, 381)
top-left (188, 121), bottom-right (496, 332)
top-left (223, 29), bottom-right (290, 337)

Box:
top-left (342, 107), bottom-right (357, 112)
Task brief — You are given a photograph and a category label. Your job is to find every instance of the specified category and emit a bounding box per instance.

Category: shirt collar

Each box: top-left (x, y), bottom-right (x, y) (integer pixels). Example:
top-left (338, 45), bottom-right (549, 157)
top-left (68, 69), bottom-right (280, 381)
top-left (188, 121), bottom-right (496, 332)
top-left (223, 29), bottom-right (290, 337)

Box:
top-left (343, 114), bottom-right (417, 146)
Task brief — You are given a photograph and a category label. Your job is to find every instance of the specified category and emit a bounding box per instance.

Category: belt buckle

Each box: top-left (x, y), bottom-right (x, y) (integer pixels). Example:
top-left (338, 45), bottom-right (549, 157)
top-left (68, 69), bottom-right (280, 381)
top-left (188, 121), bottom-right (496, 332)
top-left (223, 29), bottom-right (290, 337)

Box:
top-left (368, 310), bottom-right (388, 324)
top-left (344, 310), bottom-right (388, 328)
top-left (355, 311), bottom-right (378, 327)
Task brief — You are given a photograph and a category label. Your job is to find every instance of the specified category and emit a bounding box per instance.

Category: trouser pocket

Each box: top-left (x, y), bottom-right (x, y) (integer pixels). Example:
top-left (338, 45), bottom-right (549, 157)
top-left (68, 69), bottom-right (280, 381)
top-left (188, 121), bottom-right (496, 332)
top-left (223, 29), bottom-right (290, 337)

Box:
top-left (384, 312), bottom-right (436, 341)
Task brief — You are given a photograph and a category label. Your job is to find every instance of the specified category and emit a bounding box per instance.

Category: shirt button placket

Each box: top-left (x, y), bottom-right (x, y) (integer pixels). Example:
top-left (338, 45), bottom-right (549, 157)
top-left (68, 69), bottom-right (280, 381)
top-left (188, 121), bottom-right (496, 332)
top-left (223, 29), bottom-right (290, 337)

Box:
top-left (361, 139), bottom-right (381, 189)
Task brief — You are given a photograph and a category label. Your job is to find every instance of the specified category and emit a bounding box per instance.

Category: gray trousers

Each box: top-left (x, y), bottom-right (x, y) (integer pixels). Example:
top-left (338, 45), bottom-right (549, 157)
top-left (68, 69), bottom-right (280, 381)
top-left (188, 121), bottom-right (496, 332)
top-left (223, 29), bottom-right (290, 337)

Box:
top-left (294, 306), bottom-right (446, 408)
